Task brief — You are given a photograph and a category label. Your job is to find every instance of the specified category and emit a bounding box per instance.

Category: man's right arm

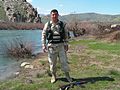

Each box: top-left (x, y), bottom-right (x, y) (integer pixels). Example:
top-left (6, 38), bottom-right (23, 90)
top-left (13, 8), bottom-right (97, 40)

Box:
top-left (42, 22), bottom-right (48, 52)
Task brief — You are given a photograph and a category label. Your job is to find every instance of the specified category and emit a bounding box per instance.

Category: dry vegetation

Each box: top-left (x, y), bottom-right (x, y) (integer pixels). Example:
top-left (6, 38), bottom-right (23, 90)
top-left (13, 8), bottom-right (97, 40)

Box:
top-left (66, 21), bottom-right (120, 42)
top-left (4, 39), bottom-right (34, 59)
top-left (0, 22), bottom-right (44, 30)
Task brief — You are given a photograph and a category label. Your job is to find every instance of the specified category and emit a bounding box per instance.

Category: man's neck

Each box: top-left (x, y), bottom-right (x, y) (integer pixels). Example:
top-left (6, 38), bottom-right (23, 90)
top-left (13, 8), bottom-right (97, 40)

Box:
top-left (52, 19), bottom-right (59, 24)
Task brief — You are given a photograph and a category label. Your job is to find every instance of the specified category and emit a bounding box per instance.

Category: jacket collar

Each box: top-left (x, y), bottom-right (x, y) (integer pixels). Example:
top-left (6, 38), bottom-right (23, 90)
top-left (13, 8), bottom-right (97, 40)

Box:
top-left (50, 20), bottom-right (60, 25)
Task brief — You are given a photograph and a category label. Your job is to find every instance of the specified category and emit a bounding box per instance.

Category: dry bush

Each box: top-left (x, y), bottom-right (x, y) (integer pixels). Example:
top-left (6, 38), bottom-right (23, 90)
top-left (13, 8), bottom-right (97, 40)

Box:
top-left (66, 21), bottom-right (114, 37)
top-left (104, 31), bottom-right (120, 42)
top-left (4, 39), bottom-right (33, 59)
top-left (66, 21), bottom-right (86, 37)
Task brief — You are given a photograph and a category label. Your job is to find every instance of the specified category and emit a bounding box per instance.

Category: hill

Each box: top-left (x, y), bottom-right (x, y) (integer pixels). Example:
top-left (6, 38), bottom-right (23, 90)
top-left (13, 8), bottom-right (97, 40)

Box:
top-left (60, 13), bottom-right (120, 22)
top-left (41, 13), bottom-right (120, 23)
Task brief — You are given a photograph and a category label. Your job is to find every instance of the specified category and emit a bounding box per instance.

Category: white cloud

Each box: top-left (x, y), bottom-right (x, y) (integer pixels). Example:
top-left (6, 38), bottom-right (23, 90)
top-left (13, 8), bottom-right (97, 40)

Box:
top-left (36, 7), bottom-right (50, 15)
top-left (26, 0), bottom-right (32, 3)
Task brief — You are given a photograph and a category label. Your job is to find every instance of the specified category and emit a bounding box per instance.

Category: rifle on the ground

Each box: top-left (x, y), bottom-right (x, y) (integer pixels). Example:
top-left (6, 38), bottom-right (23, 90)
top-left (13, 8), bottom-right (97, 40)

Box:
top-left (59, 81), bottom-right (87, 90)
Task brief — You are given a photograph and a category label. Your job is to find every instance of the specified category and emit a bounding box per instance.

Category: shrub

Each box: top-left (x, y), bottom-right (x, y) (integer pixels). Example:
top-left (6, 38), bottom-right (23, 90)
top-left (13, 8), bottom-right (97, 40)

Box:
top-left (4, 39), bottom-right (33, 59)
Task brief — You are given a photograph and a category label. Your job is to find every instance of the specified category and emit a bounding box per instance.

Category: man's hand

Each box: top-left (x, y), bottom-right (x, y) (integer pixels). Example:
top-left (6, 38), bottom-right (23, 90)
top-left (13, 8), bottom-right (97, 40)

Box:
top-left (42, 45), bottom-right (47, 52)
top-left (64, 44), bottom-right (68, 51)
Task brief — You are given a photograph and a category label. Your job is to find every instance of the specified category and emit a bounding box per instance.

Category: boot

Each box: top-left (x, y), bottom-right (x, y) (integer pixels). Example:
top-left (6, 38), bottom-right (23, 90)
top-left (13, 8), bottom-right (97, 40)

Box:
top-left (51, 73), bottom-right (56, 83)
top-left (65, 72), bottom-right (73, 83)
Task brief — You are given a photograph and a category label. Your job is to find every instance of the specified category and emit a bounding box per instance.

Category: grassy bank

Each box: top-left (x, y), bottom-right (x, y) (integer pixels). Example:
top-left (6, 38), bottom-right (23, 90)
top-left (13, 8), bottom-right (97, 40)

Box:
top-left (0, 38), bottom-right (120, 90)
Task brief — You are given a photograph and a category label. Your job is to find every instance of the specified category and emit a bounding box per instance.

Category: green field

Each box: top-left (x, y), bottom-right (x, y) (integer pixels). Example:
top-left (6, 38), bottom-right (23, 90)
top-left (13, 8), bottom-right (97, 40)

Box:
top-left (0, 38), bottom-right (120, 90)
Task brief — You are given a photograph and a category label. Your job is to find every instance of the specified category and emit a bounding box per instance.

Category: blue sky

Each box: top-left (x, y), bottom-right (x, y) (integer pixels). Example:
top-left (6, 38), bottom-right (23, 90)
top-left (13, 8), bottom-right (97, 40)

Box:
top-left (27, 0), bottom-right (120, 15)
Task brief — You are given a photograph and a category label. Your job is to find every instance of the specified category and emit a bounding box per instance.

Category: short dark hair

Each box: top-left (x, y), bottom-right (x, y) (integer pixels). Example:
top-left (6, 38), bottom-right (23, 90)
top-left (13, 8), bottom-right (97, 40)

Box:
top-left (50, 9), bottom-right (58, 14)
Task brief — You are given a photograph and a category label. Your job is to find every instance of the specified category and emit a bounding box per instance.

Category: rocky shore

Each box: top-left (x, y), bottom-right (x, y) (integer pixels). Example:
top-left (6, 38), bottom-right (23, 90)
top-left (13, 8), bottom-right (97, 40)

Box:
top-left (1, 52), bottom-right (47, 82)
top-left (17, 52), bottom-right (48, 79)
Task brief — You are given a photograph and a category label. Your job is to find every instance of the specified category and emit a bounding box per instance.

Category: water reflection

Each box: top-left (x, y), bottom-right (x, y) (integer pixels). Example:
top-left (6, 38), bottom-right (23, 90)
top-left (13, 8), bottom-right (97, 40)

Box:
top-left (0, 30), bottom-right (42, 80)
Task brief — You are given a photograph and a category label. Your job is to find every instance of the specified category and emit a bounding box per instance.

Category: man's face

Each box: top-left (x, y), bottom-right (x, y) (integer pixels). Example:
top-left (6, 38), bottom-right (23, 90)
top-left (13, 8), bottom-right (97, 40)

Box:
top-left (51, 12), bottom-right (59, 22)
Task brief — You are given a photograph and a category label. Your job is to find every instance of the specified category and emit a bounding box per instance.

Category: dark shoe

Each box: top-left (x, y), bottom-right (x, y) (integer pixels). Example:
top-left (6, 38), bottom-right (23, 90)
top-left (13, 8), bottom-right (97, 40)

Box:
top-left (65, 72), bottom-right (73, 83)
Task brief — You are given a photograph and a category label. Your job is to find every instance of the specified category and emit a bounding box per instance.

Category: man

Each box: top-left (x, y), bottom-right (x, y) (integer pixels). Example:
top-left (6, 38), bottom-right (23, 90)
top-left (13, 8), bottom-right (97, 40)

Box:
top-left (42, 9), bottom-right (72, 83)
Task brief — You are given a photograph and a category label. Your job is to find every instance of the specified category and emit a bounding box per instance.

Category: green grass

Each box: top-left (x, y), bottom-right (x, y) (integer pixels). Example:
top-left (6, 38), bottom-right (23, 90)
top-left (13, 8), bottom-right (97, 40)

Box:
top-left (0, 39), bottom-right (120, 90)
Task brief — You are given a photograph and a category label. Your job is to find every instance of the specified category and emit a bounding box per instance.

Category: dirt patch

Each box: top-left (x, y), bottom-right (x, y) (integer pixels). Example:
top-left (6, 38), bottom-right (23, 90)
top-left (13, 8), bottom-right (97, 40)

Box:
top-left (100, 31), bottom-right (120, 42)
top-left (13, 52), bottom-right (49, 83)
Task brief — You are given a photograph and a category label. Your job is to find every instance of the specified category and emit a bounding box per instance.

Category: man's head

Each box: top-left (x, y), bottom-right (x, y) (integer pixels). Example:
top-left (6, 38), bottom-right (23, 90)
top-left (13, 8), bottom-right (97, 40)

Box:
top-left (50, 9), bottom-right (59, 23)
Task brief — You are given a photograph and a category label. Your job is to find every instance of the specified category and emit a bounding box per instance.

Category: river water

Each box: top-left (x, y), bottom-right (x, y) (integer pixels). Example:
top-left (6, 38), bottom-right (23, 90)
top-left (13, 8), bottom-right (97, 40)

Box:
top-left (0, 30), bottom-right (42, 80)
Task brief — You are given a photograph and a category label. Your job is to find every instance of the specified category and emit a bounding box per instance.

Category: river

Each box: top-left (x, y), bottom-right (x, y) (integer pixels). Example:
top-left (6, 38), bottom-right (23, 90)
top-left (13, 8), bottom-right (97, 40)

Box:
top-left (0, 30), bottom-right (42, 80)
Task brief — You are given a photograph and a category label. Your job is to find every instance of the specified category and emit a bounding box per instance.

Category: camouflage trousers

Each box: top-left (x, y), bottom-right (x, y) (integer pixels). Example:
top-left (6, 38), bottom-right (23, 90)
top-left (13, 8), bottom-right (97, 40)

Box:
top-left (47, 43), bottom-right (70, 74)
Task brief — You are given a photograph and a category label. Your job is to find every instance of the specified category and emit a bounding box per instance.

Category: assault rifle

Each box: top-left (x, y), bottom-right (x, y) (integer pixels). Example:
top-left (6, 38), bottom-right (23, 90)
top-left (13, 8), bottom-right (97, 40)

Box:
top-left (59, 76), bottom-right (114, 90)
top-left (59, 81), bottom-right (87, 90)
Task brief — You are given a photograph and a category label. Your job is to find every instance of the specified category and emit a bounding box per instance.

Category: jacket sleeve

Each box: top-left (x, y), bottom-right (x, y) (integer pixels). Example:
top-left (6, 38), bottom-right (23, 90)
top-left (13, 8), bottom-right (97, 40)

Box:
top-left (41, 22), bottom-right (48, 47)
top-left (63, 22), bottom-right (69, 45)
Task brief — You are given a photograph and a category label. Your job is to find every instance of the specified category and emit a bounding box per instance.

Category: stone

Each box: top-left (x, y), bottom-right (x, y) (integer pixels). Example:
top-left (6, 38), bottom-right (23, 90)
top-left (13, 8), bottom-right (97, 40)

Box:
top-left (20, 62), bottom-right (30, 67)
top-left (24, 65), bottom-right (34, 69)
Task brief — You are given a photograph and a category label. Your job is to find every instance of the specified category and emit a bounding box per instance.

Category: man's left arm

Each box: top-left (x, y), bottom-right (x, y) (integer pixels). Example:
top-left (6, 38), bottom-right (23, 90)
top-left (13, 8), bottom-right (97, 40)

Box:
top-left (63, 22), bottom-right (69, 51)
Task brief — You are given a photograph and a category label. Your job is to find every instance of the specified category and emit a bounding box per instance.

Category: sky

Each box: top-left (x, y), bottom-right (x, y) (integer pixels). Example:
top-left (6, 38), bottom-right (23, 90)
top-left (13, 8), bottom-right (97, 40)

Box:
top-left (27, 0), bottom-right (120, 15)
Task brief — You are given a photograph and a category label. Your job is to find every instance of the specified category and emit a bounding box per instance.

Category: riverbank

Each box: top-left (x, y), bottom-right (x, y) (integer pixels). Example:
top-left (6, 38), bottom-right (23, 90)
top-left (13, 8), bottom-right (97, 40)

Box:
top-left (0, 60), bottom-right (20, 80)
top-left (0, 29), bottom-right (42, 82)
top-left (0, 22), bottom-right (44, 30)
top-left (0, 52), bottom-right (47, 81)
top-left (0, 37), bottom-right (120, 90)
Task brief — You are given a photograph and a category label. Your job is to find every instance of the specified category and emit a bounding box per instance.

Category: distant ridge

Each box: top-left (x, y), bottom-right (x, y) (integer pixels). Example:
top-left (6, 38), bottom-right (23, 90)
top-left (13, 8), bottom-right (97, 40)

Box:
top-left (59, 12), bottom-right (120, 22)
